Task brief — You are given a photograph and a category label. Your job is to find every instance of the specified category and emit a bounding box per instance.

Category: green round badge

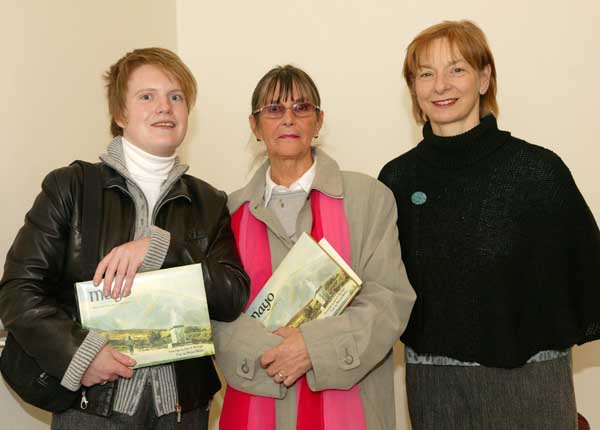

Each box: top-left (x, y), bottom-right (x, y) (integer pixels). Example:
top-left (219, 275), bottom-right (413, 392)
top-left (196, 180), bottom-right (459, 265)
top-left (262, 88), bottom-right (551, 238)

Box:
top-left (411, 191), bottom-right (427, 205)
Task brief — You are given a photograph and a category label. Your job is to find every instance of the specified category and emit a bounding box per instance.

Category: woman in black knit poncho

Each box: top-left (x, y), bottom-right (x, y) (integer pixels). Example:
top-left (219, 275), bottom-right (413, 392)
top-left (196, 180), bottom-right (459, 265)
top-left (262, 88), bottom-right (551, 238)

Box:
top-left (378, 20), bottom-right (600, 430)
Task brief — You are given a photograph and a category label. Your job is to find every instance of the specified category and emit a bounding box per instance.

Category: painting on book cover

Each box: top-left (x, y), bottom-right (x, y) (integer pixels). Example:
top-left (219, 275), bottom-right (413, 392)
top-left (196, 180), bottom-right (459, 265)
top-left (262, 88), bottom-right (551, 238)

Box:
top-left (286, 267), bottom-right (360, 328)
top-left (75, 264), bottom-right (214, 368)
top-left (247, 234), bottom-right (361, 331)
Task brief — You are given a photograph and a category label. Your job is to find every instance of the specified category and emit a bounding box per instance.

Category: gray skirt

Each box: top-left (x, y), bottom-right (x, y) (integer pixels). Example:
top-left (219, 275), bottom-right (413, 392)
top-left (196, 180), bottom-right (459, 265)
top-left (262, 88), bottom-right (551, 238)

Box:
top-left (405, 353), bottom-right (577, 430)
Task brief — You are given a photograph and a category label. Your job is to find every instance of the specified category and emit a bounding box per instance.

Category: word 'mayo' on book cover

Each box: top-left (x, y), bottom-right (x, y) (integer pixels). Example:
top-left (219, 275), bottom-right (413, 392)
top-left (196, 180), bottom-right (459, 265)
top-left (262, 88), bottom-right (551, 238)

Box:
top-left (75, 263), bottom-right (214, 368)
top-left (246, 233), bottom-right (362, 331)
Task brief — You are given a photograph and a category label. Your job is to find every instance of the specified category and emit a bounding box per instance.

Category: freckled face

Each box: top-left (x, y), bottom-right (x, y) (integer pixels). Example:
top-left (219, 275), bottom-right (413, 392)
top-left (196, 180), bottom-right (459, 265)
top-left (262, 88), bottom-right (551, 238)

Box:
top-left (117, 64), bottom-right (188, 156)
top-left (414, 38), bottom-right (491, 136)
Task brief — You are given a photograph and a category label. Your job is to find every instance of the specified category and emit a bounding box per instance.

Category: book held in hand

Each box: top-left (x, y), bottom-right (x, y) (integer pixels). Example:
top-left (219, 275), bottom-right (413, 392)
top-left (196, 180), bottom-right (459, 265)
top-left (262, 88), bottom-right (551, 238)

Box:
top-left (246, 233), bottom-right (362, 331)
top-left (75, 263), bottom-right (214, 368)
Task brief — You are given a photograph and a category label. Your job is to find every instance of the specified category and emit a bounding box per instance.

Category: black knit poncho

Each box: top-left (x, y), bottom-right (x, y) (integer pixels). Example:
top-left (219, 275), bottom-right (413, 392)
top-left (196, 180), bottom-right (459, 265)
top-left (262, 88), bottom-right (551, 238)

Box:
top-left (379, 115), bottom-right (600, 368)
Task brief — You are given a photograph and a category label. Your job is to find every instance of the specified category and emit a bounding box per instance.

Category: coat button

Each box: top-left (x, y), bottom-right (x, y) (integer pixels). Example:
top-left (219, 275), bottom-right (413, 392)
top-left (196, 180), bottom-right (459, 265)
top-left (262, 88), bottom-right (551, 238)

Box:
top-left (344, 348), bottom-right (354, 365)
top-left (241, 359), bottom-right (249, 374)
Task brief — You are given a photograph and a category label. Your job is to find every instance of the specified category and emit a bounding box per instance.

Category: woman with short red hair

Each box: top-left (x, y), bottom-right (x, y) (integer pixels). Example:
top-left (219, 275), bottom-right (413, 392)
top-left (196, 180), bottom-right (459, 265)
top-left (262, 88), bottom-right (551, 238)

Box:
top-left (380, 20), bottom-right (600, 429)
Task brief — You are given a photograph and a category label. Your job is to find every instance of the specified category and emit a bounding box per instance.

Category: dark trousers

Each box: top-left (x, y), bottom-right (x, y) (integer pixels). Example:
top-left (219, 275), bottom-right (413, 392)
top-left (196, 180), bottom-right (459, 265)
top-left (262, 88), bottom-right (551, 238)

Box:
top-left (51, 384), bottom-right (209, 430)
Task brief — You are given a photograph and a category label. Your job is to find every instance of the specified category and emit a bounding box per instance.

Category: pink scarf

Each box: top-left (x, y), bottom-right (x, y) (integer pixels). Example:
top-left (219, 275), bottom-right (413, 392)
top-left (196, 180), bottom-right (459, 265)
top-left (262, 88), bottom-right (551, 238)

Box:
top-left (220, 190), bottom-right (366, 430)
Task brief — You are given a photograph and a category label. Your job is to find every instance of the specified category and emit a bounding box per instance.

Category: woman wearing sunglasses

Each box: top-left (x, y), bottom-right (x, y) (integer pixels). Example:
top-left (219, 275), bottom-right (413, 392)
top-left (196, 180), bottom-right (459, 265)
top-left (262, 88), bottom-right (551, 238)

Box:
top-left (212, 64), bottom-right (416, 430)
top-left (379, 20), bottom-right (600, 429)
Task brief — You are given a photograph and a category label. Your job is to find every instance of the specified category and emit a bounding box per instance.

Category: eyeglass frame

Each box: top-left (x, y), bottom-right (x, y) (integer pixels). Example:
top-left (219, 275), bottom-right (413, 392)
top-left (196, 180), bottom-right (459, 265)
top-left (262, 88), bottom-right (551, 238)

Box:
top-left (251, 102), bottom-right (321, 118)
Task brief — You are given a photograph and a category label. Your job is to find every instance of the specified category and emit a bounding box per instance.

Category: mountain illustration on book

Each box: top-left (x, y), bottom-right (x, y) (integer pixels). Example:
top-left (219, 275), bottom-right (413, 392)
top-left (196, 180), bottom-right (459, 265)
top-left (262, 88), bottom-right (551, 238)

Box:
top-left (247, 233), bottom-right (362, 331)
top-left (75, 264), bottom-right (214, 368)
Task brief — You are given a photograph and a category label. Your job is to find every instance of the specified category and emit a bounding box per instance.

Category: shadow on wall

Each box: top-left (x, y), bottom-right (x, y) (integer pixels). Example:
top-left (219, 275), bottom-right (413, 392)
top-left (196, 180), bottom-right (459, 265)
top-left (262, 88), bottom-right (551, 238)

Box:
top-left (0, 377), bottom-right (52, 428)
top-left (400, 86), bottom-right (424, 147)
top-left (573, 342), bottom-right (600, 373)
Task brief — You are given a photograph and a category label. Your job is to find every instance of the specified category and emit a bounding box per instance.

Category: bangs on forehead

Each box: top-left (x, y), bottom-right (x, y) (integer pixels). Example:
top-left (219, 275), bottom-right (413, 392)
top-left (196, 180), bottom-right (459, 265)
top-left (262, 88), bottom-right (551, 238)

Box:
top-left (251, 65), bottom-right (321, 112)
top-left (261, 76), bottom-right (316, 105)
top-left (417, 36), bottom-right (471, 68)
top-left (446, 31), bottom-right (483, 68)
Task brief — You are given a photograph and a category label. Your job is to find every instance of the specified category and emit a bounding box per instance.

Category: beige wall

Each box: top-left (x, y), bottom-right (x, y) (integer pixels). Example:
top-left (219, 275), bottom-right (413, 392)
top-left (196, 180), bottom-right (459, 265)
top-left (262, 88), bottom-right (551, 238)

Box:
top-left (0, 0), bottom-right (177, 427)
top-left (1, 0), bottom-right (599, 428)
top-left (0, 0), bottom-right (178, 268)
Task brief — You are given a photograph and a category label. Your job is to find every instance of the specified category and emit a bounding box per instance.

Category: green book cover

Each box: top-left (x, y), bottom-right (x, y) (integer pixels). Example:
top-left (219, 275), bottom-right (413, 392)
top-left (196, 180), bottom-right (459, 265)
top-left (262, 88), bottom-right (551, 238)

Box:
top-left (75, 263), bottom-right (214, 368)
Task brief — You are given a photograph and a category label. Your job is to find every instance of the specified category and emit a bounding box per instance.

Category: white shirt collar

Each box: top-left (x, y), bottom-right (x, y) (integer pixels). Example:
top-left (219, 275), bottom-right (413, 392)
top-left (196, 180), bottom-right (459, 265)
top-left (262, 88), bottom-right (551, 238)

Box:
top-left (264, 157), bottom-right (317, 206)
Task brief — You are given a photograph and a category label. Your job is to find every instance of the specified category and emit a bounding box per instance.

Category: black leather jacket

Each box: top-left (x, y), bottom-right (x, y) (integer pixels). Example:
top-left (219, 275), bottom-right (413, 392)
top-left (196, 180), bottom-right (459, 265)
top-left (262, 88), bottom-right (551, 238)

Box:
top-left (0, 161), bottom-right (249, 416)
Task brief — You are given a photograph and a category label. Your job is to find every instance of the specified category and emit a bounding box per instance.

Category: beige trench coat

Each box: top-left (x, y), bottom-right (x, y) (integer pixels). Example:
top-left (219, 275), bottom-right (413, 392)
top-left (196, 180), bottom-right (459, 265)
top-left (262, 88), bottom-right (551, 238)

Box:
top-left (213, 149), bottom-right (416, 429)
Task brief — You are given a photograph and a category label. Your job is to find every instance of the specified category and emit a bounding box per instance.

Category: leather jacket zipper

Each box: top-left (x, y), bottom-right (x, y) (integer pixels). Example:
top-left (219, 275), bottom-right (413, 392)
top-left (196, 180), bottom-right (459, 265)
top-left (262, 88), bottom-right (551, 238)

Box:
top-left (113, 183), bottom-right (187, 227)
top-left (152, 194), bottom-right (188, 224)
top-left (109, 184), bottom-right (138, 241)
top-left (80, 389), bottom-right (89, 410)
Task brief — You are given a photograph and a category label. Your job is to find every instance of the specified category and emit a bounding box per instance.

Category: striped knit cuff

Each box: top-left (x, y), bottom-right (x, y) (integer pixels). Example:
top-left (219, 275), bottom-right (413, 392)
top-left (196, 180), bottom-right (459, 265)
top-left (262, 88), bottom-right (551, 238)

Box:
top-left (141, 225), bottom-right (171, 272)
top-left (60, 331), bottom-right (108, 391)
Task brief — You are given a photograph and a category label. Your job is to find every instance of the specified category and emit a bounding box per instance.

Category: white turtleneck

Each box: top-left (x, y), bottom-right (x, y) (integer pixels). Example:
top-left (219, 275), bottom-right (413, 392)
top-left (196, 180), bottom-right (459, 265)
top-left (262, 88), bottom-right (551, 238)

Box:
top-left (122, 137), bottom-right (175, 219)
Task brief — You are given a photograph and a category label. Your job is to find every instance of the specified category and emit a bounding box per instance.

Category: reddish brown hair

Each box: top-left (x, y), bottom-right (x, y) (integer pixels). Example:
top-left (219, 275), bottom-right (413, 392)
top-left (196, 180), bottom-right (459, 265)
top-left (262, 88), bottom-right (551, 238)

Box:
top-left (403, 20), bottom-right (498, 124)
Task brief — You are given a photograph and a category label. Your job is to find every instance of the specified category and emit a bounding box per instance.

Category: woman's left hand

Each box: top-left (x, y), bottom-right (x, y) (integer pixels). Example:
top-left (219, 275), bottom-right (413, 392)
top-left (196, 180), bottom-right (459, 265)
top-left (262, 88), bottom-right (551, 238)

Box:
top-left (260, 327), bottom-right (312, 387)
top-left (93, 237), bottom-right (150, 299)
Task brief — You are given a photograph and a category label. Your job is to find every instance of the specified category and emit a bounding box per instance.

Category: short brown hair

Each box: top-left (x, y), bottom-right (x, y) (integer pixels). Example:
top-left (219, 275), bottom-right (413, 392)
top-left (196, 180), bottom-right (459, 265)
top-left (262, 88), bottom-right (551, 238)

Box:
top-left (403, 20), bottom-right (498, 124)
top-left (251, 65), bottom-right (321, 117)
top-left (104, 47), bottom-right (197, 137)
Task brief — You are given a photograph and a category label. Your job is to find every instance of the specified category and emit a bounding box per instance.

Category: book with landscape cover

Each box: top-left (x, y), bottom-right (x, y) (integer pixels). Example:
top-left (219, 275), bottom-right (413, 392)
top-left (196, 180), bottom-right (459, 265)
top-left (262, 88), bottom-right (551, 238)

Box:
top-left (246, 233), bottom-right (362, 331)
top-left (75, 263), bottom-right (214, 368)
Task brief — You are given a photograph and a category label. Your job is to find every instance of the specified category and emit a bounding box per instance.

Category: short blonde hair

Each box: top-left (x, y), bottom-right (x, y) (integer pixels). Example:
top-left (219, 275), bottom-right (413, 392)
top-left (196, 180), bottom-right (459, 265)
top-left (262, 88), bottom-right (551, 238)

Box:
top-left (403, 20), bottom-right (498, 124)
top-left (104, 47), bottom-right (197, 137)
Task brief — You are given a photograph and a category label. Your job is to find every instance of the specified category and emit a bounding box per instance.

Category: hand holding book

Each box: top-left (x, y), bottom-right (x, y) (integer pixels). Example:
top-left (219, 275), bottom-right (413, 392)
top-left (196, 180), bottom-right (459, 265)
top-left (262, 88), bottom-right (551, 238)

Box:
top-left (261, 326), bottom-right (312, 387)
top-left (92, 237), bottom-right (151, 300)
top-left (81, 344), bottom-right (136, 386)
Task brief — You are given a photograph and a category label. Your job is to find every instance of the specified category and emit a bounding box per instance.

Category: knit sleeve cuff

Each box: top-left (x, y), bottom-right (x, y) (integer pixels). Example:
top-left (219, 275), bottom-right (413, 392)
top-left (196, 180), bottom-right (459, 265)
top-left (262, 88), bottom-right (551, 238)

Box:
top-left (60, 331), bottom-right (107, 391)
top-left (141, 225), bottom-right (171, 272)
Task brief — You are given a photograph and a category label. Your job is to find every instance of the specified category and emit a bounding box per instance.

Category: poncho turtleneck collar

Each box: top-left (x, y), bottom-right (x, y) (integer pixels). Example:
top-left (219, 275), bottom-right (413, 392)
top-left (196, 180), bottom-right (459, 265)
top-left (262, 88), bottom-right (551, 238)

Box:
top-left (416, 114), bottom-right (511, 169)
